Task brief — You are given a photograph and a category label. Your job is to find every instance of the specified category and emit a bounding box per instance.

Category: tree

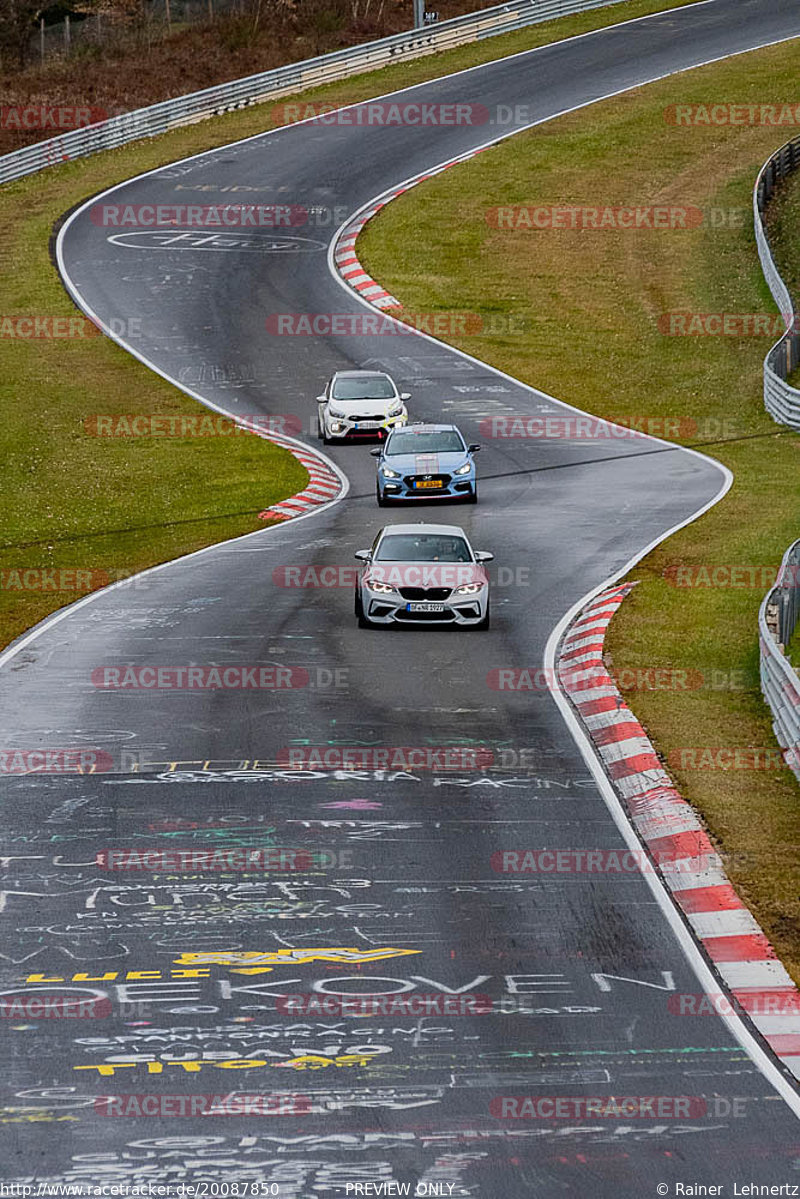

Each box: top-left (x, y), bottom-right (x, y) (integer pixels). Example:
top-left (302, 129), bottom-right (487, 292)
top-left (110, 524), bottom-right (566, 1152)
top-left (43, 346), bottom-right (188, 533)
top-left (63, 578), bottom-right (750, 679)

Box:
top-left (0, 0), bottom-right (42, 68)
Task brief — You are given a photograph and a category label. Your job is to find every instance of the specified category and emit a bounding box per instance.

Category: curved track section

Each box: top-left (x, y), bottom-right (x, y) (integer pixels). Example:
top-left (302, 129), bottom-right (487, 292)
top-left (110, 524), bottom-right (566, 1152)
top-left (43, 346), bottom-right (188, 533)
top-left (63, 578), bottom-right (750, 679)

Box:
top-left (4, 3), bottom-right (800, 1192)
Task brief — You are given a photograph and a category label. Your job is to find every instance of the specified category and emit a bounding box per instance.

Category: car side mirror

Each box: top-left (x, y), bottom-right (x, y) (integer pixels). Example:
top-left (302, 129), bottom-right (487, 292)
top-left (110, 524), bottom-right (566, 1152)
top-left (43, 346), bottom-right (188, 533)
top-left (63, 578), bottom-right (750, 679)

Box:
top-left (354, 550), bottom-right (371, 561)
top-left (369, 448), bottom-right (382, 457)
top-left (474, 551), bottom-right (494, 563)
top-left (316, 395), bottom-right (327, 404)
top-left (400, 392), bottom-right (411, 401)
top-left (468, 444), bottom-right (481, 453)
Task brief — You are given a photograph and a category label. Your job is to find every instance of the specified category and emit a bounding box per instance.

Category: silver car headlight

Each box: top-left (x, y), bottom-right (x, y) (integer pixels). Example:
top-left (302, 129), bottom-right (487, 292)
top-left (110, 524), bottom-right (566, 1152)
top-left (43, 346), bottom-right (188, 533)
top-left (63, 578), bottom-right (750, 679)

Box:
top-left (454, 582), bottom-right (482, 595)
top-left (454, 462), bottom-right (473, 476)
top-left (381, 466), bottom-right (401, 479)
top-left (367, 580), bottom-right (396, 594)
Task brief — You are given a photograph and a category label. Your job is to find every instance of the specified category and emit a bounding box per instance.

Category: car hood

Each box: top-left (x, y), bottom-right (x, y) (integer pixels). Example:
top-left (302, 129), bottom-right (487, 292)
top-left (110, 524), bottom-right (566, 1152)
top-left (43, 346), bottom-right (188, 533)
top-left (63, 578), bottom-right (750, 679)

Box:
top-left (365, 561), bottom-right (487, 589)
top-left (380, 451), bottom-right (468, 471)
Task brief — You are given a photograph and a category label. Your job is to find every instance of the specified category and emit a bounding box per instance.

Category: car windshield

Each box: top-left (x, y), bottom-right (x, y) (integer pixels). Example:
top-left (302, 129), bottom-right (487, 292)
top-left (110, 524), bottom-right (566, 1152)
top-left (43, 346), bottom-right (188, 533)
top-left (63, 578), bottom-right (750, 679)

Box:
top-left (375, 534), bottom-right (472, 563)
top-left (332, 376), bottom-right (395, 400)
top-left (385, 430), bottom-right (464, 455)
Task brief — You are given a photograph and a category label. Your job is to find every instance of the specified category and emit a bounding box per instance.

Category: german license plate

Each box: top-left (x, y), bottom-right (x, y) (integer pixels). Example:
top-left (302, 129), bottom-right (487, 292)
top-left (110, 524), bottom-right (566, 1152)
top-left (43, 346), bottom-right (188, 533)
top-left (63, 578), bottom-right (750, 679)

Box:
top-left (354, 421), bottom-right (379, 430)
top-left (414, 479), bottom-right (443, 489)
top-left (407, 602), bottom-right (445, 613)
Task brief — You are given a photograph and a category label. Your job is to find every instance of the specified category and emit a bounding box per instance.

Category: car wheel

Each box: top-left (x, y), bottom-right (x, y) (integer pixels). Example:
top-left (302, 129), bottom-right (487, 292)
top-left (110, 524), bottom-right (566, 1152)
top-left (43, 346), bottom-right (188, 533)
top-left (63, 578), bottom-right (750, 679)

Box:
top-left (466, 483), bottom-right (478, 504)
top-left (376, 484), bottom-right (388, 508)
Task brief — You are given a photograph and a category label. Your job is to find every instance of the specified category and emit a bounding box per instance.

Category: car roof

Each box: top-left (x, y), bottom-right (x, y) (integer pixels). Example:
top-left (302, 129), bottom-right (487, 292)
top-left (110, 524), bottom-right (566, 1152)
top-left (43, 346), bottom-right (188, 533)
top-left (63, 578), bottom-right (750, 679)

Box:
top-left (332, 369), bottom-right (391, 378)
top-left (389, 423), bottom-right (460, 434)
top-left (378, 523), bottom-right (470, 537)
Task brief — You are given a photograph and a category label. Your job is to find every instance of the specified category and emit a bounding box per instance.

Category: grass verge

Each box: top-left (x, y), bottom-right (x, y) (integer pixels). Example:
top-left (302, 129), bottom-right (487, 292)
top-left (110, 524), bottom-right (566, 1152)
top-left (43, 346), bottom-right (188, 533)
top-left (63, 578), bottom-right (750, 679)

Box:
top-left (358, 38), bottom-right (800, 981)
top-left (0, 0), bottom-right (713, 650)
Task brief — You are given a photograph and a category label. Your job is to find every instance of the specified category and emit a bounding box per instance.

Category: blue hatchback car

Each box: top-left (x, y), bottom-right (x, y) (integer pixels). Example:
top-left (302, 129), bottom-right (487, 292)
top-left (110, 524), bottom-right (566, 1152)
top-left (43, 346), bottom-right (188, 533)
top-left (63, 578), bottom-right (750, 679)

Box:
top-left (371, 423), bottom-right (481, 506)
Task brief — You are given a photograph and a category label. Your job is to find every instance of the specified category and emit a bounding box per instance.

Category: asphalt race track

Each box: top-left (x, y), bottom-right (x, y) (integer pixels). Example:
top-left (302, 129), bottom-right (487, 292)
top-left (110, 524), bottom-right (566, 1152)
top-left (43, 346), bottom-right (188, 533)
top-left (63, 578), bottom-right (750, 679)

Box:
top-left (3, 1), bottom-right (800, 1192)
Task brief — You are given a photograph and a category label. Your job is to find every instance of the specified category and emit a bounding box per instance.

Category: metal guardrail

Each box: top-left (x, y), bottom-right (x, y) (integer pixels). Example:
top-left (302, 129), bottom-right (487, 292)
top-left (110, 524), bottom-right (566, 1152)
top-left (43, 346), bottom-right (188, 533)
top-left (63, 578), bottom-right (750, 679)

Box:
top-left (0, 0), bottom-right (628, 186)
top-left (759, 538), bottom-right (800, 784)
top-left (754, 136), bottom-right (800, 428)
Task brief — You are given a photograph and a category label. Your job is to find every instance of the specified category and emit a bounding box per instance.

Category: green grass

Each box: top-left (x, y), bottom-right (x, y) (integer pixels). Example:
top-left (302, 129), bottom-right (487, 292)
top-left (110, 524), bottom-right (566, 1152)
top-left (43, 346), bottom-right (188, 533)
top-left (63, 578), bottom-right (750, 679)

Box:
top-left (0, 0), bottom-right (706, 650)
top-left (358, 38), bottom-right (800, 981)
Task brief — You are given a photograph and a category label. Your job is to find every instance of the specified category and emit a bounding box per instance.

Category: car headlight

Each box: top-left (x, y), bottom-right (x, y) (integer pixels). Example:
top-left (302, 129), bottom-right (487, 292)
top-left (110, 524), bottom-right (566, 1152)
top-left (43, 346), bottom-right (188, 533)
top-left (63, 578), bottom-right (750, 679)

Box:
top-left (328, 407), bottom-right (347, 419)
top-left (387, 401), bottom-right (403, 416)
top-left (454, 582), bottom-right (482, 595)
top-left (454, 462), bottom-right (473, 476)
top-left (367, 580), bottom-right (396, 594)
top-left (381, 466), bottom-right (400, 479)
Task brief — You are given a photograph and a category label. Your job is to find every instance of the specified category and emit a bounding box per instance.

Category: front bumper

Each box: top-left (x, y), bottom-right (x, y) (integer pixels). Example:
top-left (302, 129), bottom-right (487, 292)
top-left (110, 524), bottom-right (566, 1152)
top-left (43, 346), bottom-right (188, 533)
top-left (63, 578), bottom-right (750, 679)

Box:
top-left (359, 586), bottom-right (488, 626)
top-left (326, 411), bottom-right (408, 440)
top-left (378, 470), bottom-right (476, 500)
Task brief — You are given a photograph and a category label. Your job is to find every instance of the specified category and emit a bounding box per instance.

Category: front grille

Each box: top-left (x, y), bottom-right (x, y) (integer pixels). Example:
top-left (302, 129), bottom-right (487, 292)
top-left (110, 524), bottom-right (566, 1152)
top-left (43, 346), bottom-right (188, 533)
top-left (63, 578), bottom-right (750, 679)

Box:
top-left (399, 587), bottom-right (451, 601)
top-left (396, 609), bottom-right (455, 622)
top-left (404, 474), bottom-right (452, 488)
top-left (350, 413), bottom-right (385, 422)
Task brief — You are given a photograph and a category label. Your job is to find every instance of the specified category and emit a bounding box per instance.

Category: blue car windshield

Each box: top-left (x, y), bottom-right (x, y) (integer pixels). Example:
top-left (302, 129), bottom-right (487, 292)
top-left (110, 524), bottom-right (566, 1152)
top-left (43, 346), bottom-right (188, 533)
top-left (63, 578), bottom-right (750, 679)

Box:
top-left (332, 376), bottom-right (395, 399)
top-left (385, 431), bottom-right (464, 455)
top-left (375, 534), bottom-right (472, 563)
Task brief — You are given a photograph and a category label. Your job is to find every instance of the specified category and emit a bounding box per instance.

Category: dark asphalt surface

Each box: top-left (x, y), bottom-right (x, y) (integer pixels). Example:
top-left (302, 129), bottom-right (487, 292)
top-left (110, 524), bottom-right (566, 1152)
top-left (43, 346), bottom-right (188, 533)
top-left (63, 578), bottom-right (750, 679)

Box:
top-left (3, 1), bottom-right (800, 1192)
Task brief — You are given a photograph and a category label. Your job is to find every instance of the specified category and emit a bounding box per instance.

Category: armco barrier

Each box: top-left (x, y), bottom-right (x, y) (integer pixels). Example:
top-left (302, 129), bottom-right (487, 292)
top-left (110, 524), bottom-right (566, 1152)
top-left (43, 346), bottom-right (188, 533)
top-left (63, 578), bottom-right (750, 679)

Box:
top-left (0, 0), bottom-right (628, 186)
top-left (754, 136), bottom-right (800, 428)
top-left (759, 538), bottom-right (800, 786)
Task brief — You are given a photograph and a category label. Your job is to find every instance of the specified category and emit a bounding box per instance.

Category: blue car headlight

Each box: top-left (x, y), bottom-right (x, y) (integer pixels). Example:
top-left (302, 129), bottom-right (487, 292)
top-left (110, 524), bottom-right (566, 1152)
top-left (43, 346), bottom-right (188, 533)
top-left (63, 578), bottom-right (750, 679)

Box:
top-left (454, 462), bottom-right (473, 476)
top-left (381, 466), bottom-right (401, 479)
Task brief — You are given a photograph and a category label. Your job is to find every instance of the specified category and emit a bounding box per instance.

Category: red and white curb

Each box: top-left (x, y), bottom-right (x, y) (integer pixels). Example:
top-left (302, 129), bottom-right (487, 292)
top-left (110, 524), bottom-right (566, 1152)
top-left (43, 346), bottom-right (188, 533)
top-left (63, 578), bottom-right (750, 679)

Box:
top-left (332, 146), bottom-right (489, 309)
top-left (558, 582), bottom-right (800, 1085)
top-left (252, 427), bottom-right (341, 522)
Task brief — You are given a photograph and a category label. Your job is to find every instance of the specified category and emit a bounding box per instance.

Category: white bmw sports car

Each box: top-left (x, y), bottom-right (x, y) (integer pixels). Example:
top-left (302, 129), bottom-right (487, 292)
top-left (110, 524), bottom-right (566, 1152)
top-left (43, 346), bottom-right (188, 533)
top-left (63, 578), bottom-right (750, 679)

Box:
top-left (317, 370), bottom-right (409, 443)
top-left (354, 523), bottom-right (493, 629)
